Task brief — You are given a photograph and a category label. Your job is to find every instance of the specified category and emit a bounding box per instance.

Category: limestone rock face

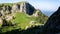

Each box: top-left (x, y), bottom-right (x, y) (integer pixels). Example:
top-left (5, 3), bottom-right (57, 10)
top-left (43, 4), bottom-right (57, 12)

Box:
top-left (12, 4), bottom-right (20, 12)
top-left (12, 2), bottom-right (35, 15)
top-left (33, 9), bottom-right (41, 17)
top-left (42, 7), bottom-right (60, 34)
top-left (20, 2), bottom-right (35, 15)
top-left (20, 2), bottom-right (25, 12)
top-left (25, 2), bottom-right (35, 15)
top-left (0, 2), bottom-right (37, 16)
top-left (6, 5), bottom-right (12, 14)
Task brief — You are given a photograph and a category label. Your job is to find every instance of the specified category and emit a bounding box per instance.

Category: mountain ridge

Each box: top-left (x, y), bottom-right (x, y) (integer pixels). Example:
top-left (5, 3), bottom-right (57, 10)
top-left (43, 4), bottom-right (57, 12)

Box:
top-left (0, 2), bottom-right (48, 33)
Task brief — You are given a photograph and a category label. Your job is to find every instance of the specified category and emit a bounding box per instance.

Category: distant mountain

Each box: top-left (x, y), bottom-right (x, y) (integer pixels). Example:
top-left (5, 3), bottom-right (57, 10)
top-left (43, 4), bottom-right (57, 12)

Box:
top-left (42, 11), bottom-right (55, 17)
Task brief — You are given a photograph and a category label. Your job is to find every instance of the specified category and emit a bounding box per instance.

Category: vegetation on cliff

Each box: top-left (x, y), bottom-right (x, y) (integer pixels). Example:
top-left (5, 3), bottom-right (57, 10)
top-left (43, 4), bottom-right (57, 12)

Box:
top-left (0, 2), bottom-right (48, 33)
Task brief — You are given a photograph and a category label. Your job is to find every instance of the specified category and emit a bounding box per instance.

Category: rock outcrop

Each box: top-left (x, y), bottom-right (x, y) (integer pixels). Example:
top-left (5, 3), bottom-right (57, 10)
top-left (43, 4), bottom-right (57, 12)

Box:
top-left (25, 2), bottom-right (35, 15)
top-left (0, 2), bottom-right (44, 17)
top-left (0, 2), bottom-right (48, 27)
top-left (0, 2), bottom-right (48, 34)
top-left (12, 2), bottom-right (35, 15)
top-left (12, 4), bottom-right (20, 13)
top-left (41, 7), bottom-right (60, 34)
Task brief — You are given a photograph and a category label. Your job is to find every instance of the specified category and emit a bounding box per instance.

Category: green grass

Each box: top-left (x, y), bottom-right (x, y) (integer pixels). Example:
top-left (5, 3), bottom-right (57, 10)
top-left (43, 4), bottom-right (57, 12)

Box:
top-left (0, 12), bottom-right (38, 33)
top-left (0, 11), bottom-right (48, 33)
top-left (11, 12), bottom-right (39, 29)
top-left (0, 26), bottom-right (21, 33)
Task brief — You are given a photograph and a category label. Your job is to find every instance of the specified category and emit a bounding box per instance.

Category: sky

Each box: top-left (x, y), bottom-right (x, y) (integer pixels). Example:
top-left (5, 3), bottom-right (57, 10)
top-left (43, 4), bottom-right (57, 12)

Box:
top-left (28, 0), bottom-right (60, 12)
top-left (0, 0), bottom-right (60, 16)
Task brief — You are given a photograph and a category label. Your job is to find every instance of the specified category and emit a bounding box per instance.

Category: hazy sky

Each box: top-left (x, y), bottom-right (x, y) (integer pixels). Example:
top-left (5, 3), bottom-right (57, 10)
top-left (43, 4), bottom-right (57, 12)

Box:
top-left (28, 0), bottom-right (60, 12)
top-left (0, 0), bottom-right (60, 12)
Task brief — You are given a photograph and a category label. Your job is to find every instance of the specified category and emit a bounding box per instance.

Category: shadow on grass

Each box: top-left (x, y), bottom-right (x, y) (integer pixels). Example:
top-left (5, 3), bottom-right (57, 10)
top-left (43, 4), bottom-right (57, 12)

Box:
top-left (0, 26), bottom-right (43, 34)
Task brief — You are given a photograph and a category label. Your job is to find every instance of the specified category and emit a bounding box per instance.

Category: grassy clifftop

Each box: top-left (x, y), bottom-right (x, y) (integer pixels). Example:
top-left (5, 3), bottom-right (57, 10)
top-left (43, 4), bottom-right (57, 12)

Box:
top-left (0, 2), bottom-right (48, 33)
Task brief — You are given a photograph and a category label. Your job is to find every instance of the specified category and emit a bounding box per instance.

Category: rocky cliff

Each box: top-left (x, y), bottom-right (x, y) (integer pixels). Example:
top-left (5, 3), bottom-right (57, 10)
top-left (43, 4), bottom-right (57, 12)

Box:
top-left (0, 2), bottom-right (48, 25)
top-left (0, 2), bottom-right (35, 15)
top-left (0, 2), bottom-right (48, 33)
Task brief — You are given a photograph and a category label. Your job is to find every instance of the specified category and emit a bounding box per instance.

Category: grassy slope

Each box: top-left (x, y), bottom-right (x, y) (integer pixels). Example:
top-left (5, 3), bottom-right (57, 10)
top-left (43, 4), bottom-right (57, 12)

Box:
top-left (0, 12), bottom-right (41, 33)
top-left (0, 2), bottom-right (48, 33)
top-left (11, 12), bottom-right (39, 29)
